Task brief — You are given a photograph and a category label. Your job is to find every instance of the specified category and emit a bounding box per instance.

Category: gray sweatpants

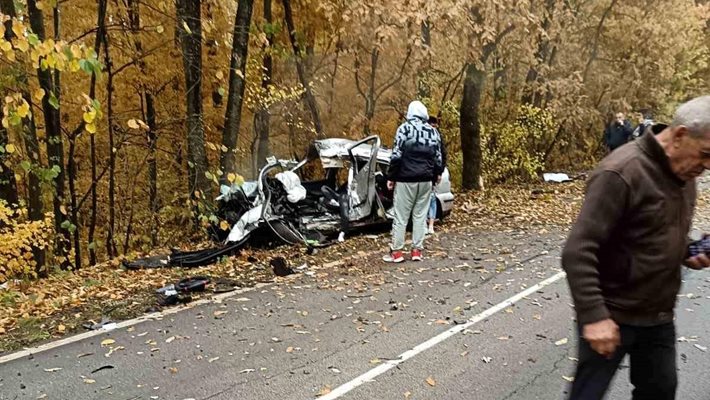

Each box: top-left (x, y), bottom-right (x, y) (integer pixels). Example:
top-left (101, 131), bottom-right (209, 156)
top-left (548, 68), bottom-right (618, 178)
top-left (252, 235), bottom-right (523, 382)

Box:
top-left (390, 181), bottom-right (432, 251)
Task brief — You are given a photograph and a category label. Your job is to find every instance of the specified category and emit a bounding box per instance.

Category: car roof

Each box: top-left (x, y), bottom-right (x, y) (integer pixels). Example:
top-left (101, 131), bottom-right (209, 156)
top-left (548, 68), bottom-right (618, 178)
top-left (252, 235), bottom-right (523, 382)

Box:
top-left (314, 137), bottom-right (391, 165)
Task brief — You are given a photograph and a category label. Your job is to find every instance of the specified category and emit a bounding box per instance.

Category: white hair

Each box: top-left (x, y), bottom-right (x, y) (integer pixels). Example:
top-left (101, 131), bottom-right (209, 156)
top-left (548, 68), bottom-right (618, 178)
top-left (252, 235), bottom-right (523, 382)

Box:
top-left (671, 96), bottom-right (710, 138)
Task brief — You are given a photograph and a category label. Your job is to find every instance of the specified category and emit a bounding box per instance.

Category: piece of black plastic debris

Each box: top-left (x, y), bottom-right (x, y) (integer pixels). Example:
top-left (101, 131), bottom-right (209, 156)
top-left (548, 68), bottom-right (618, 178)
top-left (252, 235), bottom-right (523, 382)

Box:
top-left (176, 276), bottom-right (210, 293)
top-left (270, 257), bottom-right (294, 277)
top-left (91, 365), bottom-right (115, 374)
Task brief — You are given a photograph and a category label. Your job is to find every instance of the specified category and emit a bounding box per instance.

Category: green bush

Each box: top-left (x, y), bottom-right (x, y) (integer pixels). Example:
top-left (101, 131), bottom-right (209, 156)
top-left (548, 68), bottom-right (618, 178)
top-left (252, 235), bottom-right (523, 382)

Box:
top-left (482, 105), bottom-right (555, 183)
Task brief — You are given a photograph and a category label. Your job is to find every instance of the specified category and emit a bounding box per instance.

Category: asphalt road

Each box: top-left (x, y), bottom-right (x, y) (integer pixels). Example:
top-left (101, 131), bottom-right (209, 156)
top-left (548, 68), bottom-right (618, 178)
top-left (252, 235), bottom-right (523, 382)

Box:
top-left (2, 222), bottom-right (710, 399)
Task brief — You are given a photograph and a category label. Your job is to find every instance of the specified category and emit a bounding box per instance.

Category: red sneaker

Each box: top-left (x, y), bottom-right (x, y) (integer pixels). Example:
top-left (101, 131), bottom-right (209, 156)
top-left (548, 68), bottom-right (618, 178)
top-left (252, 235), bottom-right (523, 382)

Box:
top-left (411, 249), bottom-right (423, 261)
top-left (383, 251), bottom-right (405, 263)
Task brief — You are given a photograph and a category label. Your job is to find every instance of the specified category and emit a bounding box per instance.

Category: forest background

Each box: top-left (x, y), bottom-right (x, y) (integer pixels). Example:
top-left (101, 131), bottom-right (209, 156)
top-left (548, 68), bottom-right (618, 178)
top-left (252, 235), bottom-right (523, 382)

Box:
top-left (1, 0), bottom-right (709, 279)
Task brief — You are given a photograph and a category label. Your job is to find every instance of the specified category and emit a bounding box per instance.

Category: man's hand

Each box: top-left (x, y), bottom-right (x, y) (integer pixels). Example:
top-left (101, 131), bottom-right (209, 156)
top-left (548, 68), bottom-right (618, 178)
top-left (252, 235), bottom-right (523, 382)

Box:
top-left (387, 181), bottom-right (395, 191)
top-left (436, 175), bottom-right (442, 184)
top-left (582, 318), bottom-right (620, 358)
top-left (685, 253), bottom-right (710, 270)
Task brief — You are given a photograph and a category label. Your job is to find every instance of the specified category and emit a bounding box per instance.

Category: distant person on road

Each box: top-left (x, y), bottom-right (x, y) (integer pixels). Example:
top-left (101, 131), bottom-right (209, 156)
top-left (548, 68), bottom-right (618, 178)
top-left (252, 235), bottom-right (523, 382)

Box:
top-left (631, 111), bottom-right (655, 140)
top-left (384, 101), bottom-right (442, 263)
top-left (603, 112), bottom-right (633, 152)
top-left (562, 96), bottom-right (710, 400)
top-left (426, 116), bottom-right (447, 235)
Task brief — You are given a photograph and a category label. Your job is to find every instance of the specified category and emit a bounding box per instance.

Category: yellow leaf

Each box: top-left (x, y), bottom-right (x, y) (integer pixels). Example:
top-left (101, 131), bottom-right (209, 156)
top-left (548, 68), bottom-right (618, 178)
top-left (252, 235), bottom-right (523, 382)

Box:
top-left (5, 49), bottom-right (15, 62)
top-left (316, 386), bottom-right (332, 397)
top-left (12, 21), bottom-right (23, 38)
top-left (15, 39), bottom-right (29, 53)
top-left (5, 143), bottom-right (16, 154)
top-left (16, 102), bottom-right (29, 118)
top-left (36, 1), bottom-right (45, 10)
top-left (57, 324), bottom-right (65, 332)
top-left (182, 20), bottom-right (192, 34)
top-left (60, 205), bottom-right (67, 215)
top-left (227, 173), bottom-right (236, 183)
top-left (83, 378), bottom-right (95, 384)
top-left (85, 123), bottom-right (96, 134)
top-left (216, 71), bottom-right (224, 80)
top-left (69, 59), bottom-right (80, 72)
top-left (156, 25), bottom-right (165, 34)
top-left (426, 376), bottom-right (436, 387)
top-left (0, 40), bottom-right (11, 52)
top-left (33, 88), bottom-right (45, 102)
top-left (83, 110), bottom-right (96, 123)
top-left (220, 145), bottom-right (228, 152)
top-left (100, 338), bottom-right (115, 347)
top-left (219, 220), bottom-right (230, 231)
top-left (127, 119), bottom-right (139, 129)
top-left (1, 117), bottom-right (8, 129)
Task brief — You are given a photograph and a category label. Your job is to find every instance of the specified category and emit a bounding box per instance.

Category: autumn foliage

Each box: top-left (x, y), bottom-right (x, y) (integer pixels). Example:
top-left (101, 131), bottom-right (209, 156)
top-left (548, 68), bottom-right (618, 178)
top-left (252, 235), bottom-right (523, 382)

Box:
top-left (0, 0), bottom-right (708, 276)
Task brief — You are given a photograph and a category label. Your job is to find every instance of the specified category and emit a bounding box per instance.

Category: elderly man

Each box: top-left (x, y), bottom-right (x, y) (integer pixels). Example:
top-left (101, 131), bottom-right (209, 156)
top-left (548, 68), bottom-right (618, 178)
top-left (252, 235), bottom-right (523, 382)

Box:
top-left (562, 96), bottom-right (710, 400)
top-left (384, 101), bottom-right (442, 263)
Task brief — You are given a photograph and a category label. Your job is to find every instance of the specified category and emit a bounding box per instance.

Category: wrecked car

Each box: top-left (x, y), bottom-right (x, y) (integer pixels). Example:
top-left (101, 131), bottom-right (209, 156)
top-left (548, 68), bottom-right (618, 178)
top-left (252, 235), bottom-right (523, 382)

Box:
top-left (126, 135), bottom-right (454, 270)
top-left (209, 135), bottom-right (454, 248)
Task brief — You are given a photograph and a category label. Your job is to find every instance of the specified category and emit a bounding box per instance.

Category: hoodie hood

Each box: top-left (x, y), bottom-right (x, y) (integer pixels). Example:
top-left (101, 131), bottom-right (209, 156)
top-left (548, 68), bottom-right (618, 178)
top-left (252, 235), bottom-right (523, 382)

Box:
top-left (406, 101), bottom-right (429, 121)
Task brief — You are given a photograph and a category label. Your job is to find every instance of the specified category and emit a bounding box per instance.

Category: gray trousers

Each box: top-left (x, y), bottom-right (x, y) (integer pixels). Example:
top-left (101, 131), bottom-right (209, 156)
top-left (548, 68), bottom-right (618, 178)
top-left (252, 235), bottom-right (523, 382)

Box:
top-left (390, 181), bottom-right (432, 251)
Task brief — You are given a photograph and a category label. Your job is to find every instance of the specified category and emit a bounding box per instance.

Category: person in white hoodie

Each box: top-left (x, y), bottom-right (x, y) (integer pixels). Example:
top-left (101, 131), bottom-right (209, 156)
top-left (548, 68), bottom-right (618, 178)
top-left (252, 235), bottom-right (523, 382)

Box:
top-left (383, 101), bottom-right (442, 263)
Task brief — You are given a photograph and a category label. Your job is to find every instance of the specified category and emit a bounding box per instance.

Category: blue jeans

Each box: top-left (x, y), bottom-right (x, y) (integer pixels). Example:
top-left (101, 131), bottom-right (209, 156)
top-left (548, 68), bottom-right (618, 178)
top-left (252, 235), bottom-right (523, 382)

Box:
top-left (428, 193), bottom-right (437, 220)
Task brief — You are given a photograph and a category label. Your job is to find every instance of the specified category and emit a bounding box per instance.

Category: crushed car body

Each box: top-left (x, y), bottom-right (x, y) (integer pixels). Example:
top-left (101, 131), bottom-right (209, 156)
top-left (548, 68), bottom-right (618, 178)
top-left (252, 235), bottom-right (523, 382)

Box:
top-left (211, 135), bottom-right (454, 247)
top-left (126, 135), bottom-right (453, 269)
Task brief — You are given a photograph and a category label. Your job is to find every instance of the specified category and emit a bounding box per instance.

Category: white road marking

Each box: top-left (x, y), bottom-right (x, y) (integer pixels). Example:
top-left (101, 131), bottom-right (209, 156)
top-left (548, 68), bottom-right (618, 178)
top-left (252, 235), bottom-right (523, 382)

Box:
top-left (317, 271), bottom-right (567, 400)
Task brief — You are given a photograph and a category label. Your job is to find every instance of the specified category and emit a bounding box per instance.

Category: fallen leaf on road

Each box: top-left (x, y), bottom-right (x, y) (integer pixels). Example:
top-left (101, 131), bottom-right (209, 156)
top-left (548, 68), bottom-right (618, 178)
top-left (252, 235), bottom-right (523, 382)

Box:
top-left (498, 336), bottom-right (510, 341)
top-left (105, 346), bottom-right (124, 358)
top-left (370, 358), bottom-right (381, 364)
top-left (329, 367), bottom-right (341, 374)
top-left (213, 310), bottom-right (228, 318)
top-left (166, 336), bottom-right (176, 343)
top-left (404, 391), bottom-right (412, 399)
top-left (317, 385), bottom-right (332, 396)
top-left (555, 338), bottom-right (568, 346)
top-left (694, 344), bottom-right (707, 352)
top-left (77, 352), bottom-right (94, 358)
top-left (100, 339), bottom-right (115, 347)
top-left (286, 347), bottom-right (294, 353)
top-left (83, 378), bottom-right (96, 384)
top-left (239, 369), bottom-right (255, 374)
top-left (57, 324), bottom-right (66, 332)
top-left (208, 357), bottom-right (220, 363)
top-left (435, 319), bottom-right (449, 325)
top-left (44, 368), bottom-right (62, 372)
top-left (461, 351), bottom-right (469, 357)
top-left (481, 356), bottom-right (492, 363)
top-left (169, 367), bottom-right (178, 374)
top-left (562, 376), bottom-right (574, 382)
top-left (426, 376), bottom-right (436, 387)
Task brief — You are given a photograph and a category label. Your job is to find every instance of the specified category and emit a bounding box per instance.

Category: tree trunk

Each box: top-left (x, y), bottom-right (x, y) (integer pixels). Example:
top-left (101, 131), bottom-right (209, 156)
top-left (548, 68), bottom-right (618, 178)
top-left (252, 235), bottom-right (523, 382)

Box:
top-left (102, 31), bottom-right (118, 258)
top-left (459, 63), bottom-right (485, 191)
top-left (281, 0), bottom-right (323, 136)
top-left (254, 0), bottom-right (273, 170)
top-left (177, 0), bottom-right (211, 208)
top-left (363, 48), bottom-right (379, 135)
top-left (67, 137), bottom-right (80, 268)
top-left (88, 0), bottom-right (107, 265)
top-left (0, 7), bottom-right (17, 206)
top-left (0, 110), bottom-right (18, 207)
top-left (28, 0), bottom-right (71, 267)
top-left (221, 0), bottom-right (254, 181)
top-left (146, 93), bottom-right (159, 246)
top-left (417, 20), bottom-right (432, 100)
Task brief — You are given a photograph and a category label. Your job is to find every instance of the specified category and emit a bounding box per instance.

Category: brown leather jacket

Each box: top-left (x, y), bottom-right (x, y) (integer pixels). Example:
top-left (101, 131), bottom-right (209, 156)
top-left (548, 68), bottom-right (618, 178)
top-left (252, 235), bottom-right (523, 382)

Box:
top-left (562, 127), bottom-right (696, 326)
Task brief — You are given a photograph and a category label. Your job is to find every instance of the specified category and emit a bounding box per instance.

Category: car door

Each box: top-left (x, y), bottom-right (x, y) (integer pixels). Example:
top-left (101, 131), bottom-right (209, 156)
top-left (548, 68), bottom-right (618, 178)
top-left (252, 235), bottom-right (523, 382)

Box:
top-left (346, 136), bottom-right (381, 221)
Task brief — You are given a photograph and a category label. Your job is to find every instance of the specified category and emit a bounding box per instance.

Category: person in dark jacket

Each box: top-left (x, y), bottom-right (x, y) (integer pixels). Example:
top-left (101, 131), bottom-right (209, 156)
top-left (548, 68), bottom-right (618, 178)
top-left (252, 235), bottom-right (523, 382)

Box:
top-left (383, 101), bottom-right (442, 263)
top-left (562, 96), bottom-right (710, 400)
top-left (603, 112), bottom-right (633, 152)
